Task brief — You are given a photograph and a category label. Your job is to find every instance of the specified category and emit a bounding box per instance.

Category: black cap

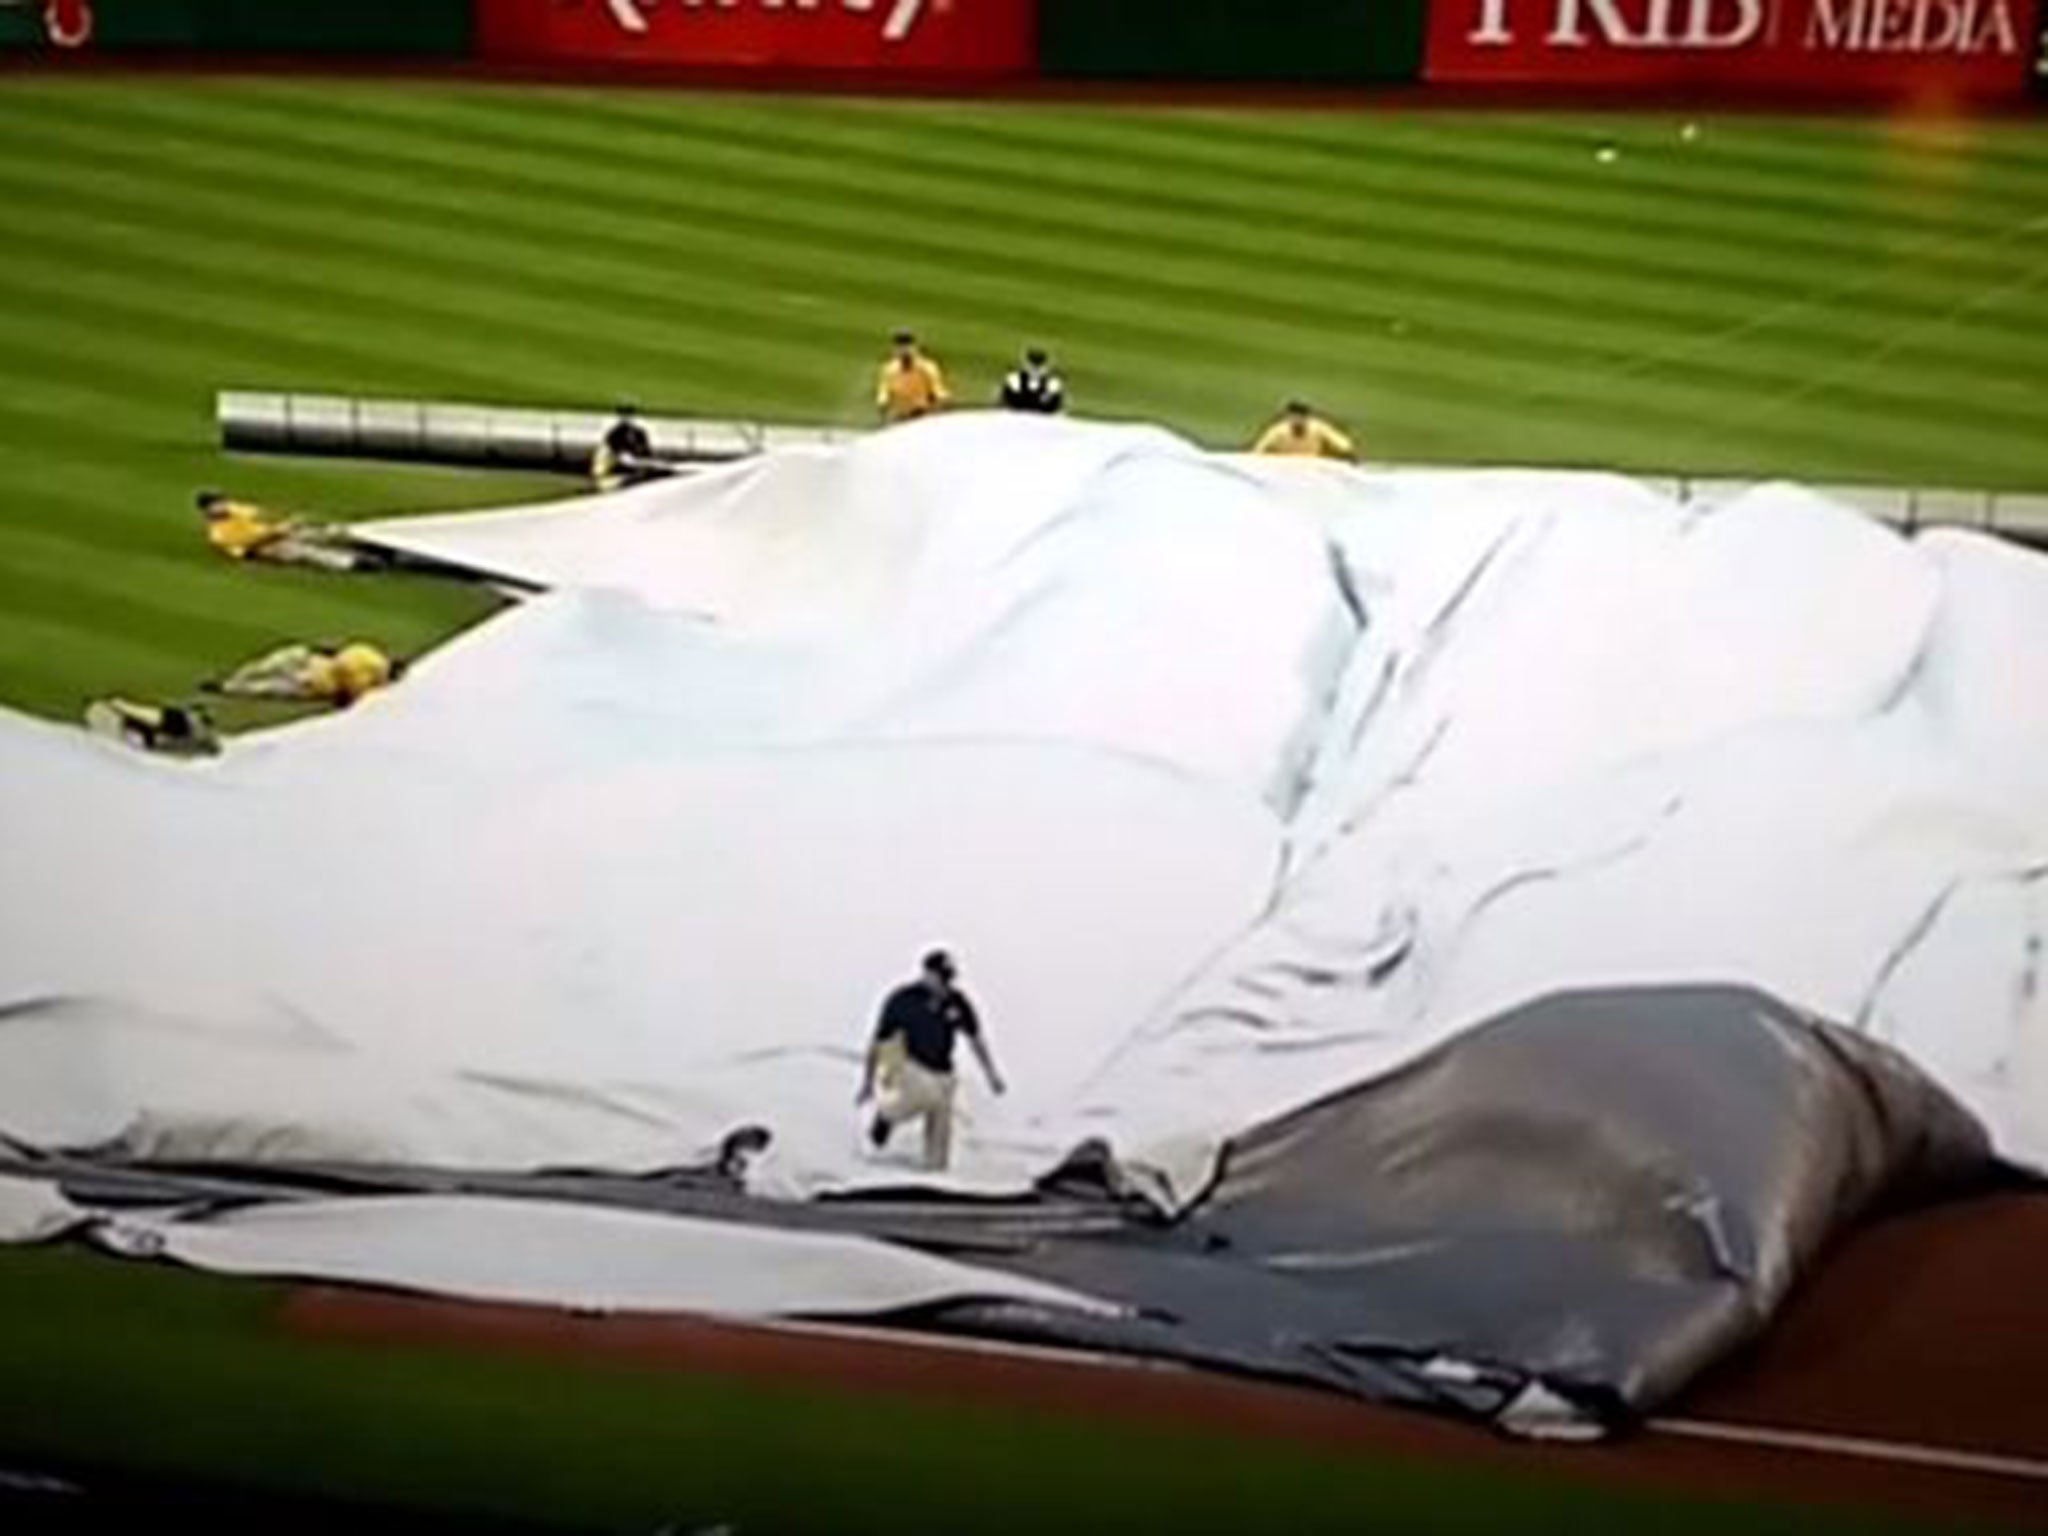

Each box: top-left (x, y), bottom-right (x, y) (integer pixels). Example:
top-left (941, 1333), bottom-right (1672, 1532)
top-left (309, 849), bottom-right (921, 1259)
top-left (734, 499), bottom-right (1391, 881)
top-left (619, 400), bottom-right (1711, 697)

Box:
top-left (1285, 398), bottom-right (1312, 415)
top-left (195, 490), bottom-right (223, 509)
top-left (616, 399), bottom-right (639, 416)
top-left (893, 329), bottom-right (916, 346)
top-left (921, 949), bottom-right (957, 980)
top-left (1025, 347), bottom-right (1048, 367)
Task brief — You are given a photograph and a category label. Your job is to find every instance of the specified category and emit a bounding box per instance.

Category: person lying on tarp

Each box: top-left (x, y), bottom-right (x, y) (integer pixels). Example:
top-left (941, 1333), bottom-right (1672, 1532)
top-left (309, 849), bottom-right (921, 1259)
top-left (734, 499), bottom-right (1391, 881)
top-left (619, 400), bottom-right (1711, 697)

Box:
top-left (1251, 399), bottom-right (1358, 462)
top-left (589, 402), bottom-right (666, 493)
top-left (857, 949), bottom-right (1005, 1172)
top-left (82, 698), bottom-right (220, 757)
top-left (204, 640), bottom-right (404, 709)
top-left (197, 492), bottom-right (389, 574)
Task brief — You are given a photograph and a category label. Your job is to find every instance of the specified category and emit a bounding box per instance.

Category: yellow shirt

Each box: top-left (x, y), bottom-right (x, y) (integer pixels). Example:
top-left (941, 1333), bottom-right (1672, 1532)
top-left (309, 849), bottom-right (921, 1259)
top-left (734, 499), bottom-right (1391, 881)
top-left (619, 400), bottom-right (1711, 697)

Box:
top-left (1252, 417), bottom-right (1357, 461)
top-left (876, 354), bottom-right (950, 422)
top-left (326, 643), bottom-right (393, 704)
top-left (205, 500), bottom-right (286, 559)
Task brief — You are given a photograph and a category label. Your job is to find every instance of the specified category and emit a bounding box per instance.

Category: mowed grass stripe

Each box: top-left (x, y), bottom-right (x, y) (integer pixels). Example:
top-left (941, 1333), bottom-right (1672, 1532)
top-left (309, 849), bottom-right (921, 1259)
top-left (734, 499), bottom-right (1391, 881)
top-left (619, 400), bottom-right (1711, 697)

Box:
top-left (0, 156), bottom-right (881, 400)
top-left (0, 79), bottom-right (2044, 726)
top-left (16, 82), bottom-right (2031, 296)
top-left (7, 92), bottom-right (2034, 461)
top-left (20, 80), bottom-right (1963, 364)
top-left (770, 93), bottom-right (2025, 272)
top-left (0, 136), bottom-right (2015, 475)
top-left (0, 98), bottom-right (2031, 460)
top-left (136, 82), bottom-right (2042, 431)
top-left (1084, 103), bottom-right (2038, 241)
top-left (28, 82), bottom-right (2031, 364)
top-left (187, 81), bottom-right (2013, 339)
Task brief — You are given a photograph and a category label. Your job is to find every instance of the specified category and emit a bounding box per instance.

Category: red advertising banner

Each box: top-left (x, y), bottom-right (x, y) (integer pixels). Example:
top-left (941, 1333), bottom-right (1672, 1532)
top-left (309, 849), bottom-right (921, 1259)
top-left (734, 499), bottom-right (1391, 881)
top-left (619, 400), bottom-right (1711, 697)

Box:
top-left (478, 0), bottom-right (1035, 75)
top-left (1426, 0), bottom-right (2034, 95)
top-left (0, 0), bottom-right (94, 49)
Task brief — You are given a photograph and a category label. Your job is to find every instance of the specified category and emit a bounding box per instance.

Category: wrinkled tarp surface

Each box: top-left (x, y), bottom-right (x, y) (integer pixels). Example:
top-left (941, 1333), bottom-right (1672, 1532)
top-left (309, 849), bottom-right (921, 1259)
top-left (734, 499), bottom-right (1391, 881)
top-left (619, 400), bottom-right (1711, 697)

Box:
top-left (1, 984), bottom-right (1992, 1433)
top-left (1, 415), bottom-right (2043, 1429)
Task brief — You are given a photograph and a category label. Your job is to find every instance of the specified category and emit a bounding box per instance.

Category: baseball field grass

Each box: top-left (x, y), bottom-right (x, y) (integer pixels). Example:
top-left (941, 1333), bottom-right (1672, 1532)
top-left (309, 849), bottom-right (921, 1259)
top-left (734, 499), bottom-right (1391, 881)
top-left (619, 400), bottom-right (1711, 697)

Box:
top-left (2, 75), bottom-right (2046, 1529)
top-left (0, 1242), bottom-right (1980, 1534)
top-left (2, 78), bottom-right (2047, 722)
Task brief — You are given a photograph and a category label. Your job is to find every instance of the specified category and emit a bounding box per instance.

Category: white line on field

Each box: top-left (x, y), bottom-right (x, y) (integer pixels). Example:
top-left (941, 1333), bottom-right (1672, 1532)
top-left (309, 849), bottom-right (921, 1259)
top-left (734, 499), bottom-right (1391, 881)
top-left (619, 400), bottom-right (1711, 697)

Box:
top-left (710, 1316), bottom-right (2048, 1484)
top-left (1649, 1417), bottom-right (2048, 1483)
top-left (734, 1313), bottom-right (1162, 1372)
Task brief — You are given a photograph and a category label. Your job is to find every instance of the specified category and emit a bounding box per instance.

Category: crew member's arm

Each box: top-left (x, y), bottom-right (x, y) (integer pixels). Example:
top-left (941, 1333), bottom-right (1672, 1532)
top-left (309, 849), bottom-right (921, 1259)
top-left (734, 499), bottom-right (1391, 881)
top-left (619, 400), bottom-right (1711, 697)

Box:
top-left (1319, 422), bottom-right (1358, 462)
top-left (875, 364), bottom-right (895, 419)
top-left (959, 1000), bottom-right (1004, 1096)
top-left (925, 360), bottom-right (951, 410)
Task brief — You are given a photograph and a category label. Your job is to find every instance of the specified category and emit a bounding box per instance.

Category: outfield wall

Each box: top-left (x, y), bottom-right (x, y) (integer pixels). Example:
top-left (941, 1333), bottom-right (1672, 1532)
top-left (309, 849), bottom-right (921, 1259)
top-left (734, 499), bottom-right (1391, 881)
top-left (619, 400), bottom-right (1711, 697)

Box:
top-left (1424, 0), bottom-right (2038, 97)
top-left (0, 1), bottom-right (470, 56)
top-left (1037, 0), bottom-right (1426, 85)
top-left (1, 0), bottom-right (2042, 103)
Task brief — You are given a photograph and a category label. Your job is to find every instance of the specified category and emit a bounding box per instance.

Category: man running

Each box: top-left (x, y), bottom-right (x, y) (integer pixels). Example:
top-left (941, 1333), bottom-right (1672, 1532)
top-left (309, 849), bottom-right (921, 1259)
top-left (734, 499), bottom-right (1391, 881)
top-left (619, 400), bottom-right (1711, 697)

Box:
top-left (1251, 399), bottom-right (1358, 462)
top-left (875, 330), bottom-right (950, 425)
top-left (858, 950), bottom-right (1004, 1171)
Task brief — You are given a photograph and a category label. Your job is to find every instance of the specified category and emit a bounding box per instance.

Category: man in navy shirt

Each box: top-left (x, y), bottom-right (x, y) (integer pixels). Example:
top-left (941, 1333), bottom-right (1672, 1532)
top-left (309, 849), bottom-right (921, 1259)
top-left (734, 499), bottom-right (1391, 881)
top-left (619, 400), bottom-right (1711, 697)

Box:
top-left (858, 950), bottom-right (1005, 1171)
top-left (998, 347), bottom-right (1065, 415)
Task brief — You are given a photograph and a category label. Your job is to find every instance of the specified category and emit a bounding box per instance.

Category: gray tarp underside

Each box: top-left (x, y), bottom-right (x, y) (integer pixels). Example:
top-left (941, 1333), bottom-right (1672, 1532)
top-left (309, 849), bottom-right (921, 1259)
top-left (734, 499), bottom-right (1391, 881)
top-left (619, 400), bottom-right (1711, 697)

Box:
top-left (5, 985), bottom-right (1997, 1433)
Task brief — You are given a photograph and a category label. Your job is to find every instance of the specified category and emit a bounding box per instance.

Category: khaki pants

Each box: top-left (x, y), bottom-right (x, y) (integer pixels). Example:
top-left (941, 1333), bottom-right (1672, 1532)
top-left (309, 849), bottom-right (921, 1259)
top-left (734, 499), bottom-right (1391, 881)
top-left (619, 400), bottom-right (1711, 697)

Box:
top-left (876, 1059), bottom-right (957, 1171)
top-left (256, 530), bottom-right (363, 574)
top-left (218, 644), bottom-right (323, 700)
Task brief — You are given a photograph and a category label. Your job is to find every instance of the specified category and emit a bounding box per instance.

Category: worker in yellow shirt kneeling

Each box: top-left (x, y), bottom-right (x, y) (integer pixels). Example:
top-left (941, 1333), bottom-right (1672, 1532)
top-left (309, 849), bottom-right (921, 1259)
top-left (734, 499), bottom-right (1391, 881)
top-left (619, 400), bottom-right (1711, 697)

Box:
top-left (876, 330), bottom-right (950, 425)
top-left (1251, 400), bottom-right (1358, 462)
top-left (207, 641), bottom-right (404, 708)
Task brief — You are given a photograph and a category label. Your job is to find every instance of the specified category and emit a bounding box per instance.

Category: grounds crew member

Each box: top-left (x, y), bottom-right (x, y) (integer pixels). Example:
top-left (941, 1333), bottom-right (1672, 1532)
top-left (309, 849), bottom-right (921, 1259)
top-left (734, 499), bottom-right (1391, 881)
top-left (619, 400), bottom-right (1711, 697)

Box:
top-left (858, 949), bottom-right (1005, 1172)
top-left (999, 346), bottom-right (1065, 415)
top-left (83, 698), bottom-right (220, 757)
top-left (875, 330), bottom-right (950, 424)
top-left (196, 492), bottom-right (386, 573)
top-left (589, 401), bottom-right (662, 492)
top-left (1252, 399), bottom-right (1357, 461)
top-left (207, 641), bottom-right (403, 708)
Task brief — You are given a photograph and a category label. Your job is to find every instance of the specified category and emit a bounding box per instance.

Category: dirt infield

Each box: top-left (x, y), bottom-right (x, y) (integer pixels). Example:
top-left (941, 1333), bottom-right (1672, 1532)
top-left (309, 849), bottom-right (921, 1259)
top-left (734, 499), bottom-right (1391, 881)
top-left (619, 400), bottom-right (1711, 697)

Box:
top-left (285, 1189), bottom-right (2048, 1530)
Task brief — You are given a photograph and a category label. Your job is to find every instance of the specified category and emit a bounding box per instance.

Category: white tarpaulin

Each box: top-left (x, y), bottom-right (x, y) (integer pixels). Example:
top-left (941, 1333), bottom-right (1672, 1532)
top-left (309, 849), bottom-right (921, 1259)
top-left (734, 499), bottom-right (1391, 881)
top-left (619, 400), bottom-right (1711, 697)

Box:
top-left (2, 414), bottom-right (2045, 1214)
top-left (0, 1174), bottom-right (83, 1244)
top-left (92, 1194), bottom-right (1120, 1319)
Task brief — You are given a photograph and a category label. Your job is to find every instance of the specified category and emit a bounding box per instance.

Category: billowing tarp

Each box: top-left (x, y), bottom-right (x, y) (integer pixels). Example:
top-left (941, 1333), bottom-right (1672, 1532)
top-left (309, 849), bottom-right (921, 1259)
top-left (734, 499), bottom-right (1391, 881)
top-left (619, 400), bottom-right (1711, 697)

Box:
top-left (0, 983), bottom-right (1991, 1435)
top-left (1, 415), bottom-right (2044, 1429)
top-left (943, 986), bottom-right (1993, 1431)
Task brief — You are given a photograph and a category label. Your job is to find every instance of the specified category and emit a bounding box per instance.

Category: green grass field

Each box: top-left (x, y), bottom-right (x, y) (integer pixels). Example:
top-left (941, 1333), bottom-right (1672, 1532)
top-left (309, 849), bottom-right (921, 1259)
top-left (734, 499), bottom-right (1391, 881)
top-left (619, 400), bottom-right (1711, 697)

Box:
top-left (0, 1243), bottom-right (1977, 1534)
top-left (2, 78), bottom-right (2047, 722)
top-left (1, 76), bottom-right (2045, 1528)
